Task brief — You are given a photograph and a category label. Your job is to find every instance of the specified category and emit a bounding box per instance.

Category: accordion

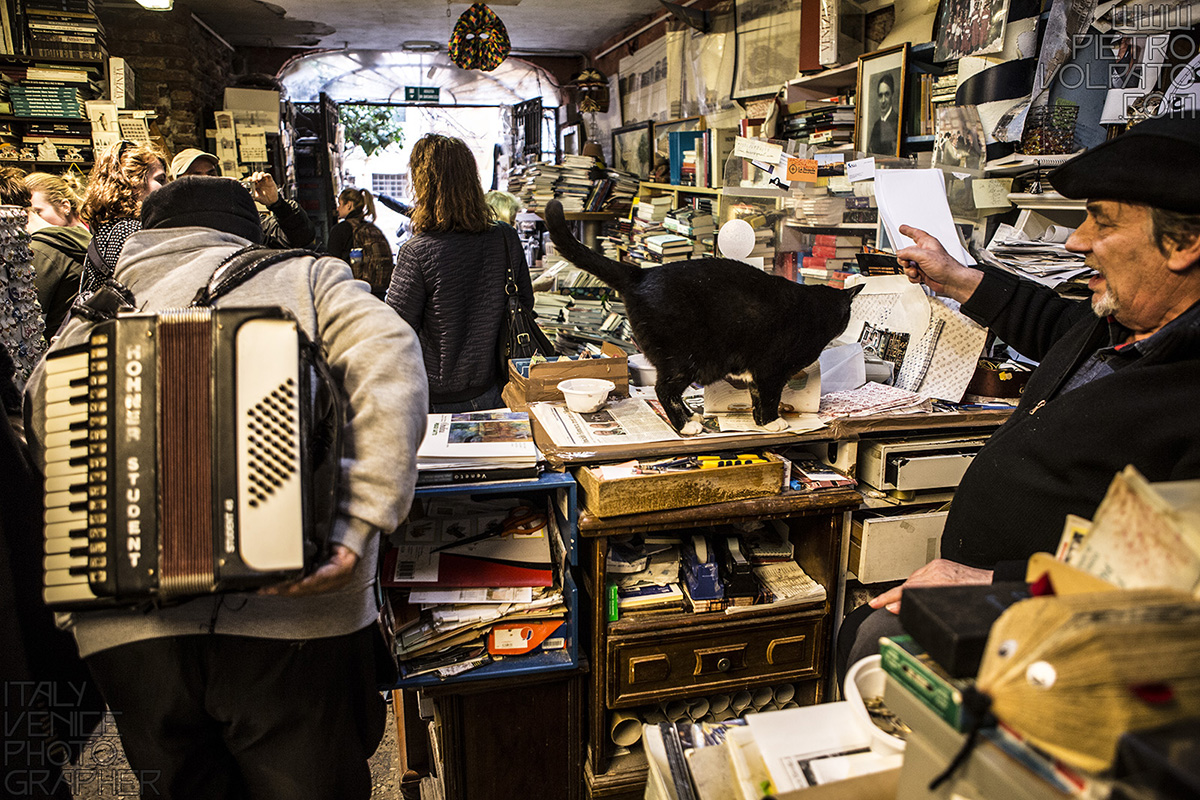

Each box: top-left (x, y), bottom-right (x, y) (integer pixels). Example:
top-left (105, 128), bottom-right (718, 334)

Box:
top-left (42, 307), bottom-right (342, 610)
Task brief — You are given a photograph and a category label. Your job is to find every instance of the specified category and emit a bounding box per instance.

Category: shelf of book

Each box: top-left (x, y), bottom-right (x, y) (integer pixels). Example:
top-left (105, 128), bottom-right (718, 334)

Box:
top-left (389, 471), bottom-right (581, 690)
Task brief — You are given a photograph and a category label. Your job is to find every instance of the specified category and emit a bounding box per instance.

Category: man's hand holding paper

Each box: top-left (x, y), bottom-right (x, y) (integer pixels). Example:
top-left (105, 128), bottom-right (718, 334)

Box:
top-left (896, 224), bottom-right (984, 303)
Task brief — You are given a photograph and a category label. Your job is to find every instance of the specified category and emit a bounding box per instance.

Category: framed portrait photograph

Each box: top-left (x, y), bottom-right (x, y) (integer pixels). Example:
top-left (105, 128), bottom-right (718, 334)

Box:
top-left (558, 120), bottom-right (585, 158)
top-left (651, 116), bottom-right (702, 173)
top-left (611, 121), bottom-right (653, 179)
top-left (855, 43), bottom-right (909, 158)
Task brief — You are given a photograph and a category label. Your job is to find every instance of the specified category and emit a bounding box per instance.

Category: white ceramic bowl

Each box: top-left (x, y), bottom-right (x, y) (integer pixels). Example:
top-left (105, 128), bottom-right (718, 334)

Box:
top-left (844, 654), bottom-right (906, 753)
top-left (557, 378), bottom-right (615, 413)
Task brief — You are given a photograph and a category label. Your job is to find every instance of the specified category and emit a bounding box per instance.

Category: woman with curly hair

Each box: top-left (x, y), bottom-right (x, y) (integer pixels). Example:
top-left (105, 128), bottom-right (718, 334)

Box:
top-left (387, 133), bottom-right (535, 412)
top-left (79, 140), bottom-right (167, 297)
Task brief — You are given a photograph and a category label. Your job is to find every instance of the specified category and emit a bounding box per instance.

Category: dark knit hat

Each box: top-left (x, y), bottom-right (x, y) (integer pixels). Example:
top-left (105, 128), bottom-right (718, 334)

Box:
top-left (1049, 113), bottom-right (1200, 213)
top-left (140, 176), bottom-right (264, 244)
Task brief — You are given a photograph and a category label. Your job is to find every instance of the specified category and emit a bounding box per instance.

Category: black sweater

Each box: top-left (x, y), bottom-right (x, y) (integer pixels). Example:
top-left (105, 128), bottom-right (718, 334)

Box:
top-left (943, 265), bottom-right (1200, 569)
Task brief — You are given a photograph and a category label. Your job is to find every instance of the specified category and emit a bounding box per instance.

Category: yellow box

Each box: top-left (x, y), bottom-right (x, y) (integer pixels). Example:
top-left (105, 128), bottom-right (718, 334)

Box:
top-left (502, 355), bottom-right (629, 412)
top-left (574, 453), bottom-right (785, 518)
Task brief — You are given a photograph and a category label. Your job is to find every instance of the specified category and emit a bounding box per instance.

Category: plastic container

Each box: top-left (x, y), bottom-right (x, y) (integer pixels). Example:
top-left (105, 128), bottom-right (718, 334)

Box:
top-left (556, 378), bottom-right (615, 413)
top-left (627, 353), bottom-right (657, 387)
top-left (844, 654), bottom-right (906, 753)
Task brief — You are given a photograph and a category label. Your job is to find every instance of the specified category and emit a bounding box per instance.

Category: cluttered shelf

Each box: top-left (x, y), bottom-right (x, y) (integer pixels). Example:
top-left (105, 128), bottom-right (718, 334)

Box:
top-left (0, 159), bottom-right (90, 167)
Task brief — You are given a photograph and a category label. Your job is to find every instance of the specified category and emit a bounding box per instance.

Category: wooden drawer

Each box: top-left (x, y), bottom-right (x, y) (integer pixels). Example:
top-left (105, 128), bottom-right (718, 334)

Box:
top-left (607, 614), bottom-right (824, 707)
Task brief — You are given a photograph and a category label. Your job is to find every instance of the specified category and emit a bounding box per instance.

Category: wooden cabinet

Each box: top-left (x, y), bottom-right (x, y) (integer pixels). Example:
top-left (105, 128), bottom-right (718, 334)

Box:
top-left (578, 487), bottom-right (861, 799)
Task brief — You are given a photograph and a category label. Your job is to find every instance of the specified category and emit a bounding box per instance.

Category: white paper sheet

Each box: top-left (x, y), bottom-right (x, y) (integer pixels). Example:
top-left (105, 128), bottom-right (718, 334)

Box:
top-left (874, 169), bottom-right (975, 265)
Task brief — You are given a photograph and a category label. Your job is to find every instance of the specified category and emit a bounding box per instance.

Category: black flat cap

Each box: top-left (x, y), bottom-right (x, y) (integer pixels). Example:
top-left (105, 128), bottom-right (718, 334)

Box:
top-left (141, 176), bottom-right (264, 244)
top-left (1049, 113), bottom-right (1200, 213)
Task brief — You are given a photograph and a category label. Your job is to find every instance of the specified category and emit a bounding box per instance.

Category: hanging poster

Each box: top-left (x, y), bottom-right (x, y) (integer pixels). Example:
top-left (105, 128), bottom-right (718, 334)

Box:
top-left (733, 0), bottom-right (804, 99)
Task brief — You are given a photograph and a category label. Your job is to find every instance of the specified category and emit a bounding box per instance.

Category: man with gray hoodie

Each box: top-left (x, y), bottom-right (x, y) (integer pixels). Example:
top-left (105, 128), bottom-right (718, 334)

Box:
top-left (24, 176), bottom-right (428, 800)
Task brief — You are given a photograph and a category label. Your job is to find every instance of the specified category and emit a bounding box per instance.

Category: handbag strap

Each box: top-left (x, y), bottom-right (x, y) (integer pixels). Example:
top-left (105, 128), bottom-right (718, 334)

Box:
top-left (502, 227), bottom-right (519, 304)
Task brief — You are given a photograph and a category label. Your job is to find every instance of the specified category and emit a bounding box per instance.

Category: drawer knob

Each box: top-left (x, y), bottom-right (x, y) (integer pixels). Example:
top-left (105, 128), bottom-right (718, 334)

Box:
top-left (716, 657), bottom-right (732, 672)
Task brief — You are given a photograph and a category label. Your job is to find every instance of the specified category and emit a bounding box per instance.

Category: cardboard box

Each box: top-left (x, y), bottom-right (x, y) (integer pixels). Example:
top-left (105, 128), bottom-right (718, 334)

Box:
top-left (574, 453), bottom-right (785, 518)
top-left (850, 509), bottom-right (948, 584)
top-left (501, 354), bottom-right (629, 413)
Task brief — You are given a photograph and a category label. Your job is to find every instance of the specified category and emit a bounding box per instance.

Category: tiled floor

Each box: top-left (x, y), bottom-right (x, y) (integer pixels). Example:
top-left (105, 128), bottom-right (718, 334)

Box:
top-left (69, 698), bottom-right (404, 799)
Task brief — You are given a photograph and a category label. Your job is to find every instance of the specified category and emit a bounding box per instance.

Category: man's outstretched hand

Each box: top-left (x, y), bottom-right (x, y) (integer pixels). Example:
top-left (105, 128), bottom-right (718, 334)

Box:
top-left (895, 224), bottom-right (983, 302)
top-left (868, 558), bottom-right (994, 615)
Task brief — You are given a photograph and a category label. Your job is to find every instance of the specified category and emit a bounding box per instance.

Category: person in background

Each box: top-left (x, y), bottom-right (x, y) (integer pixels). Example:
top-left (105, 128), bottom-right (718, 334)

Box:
top-left (24, 171), bottom-right (91, 343)
top-left (328, 187), bottom-right (394, 299)
top-left (169, 148), bottom-right (316, 250)
top-left (387, 133), bottom-right (535, 412)
top-left (79, 139), bottom-right (167, 299)
top-left (485, 189), bottom-right (521, 225)
top-left (24, 176), bottom-right (428, 800)
top-left (837, 113), bottom-right (1200, 679)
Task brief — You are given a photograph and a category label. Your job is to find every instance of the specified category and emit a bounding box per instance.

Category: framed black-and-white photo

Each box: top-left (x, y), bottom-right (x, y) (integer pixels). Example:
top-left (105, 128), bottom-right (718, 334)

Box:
top-left (611, 121), bottom-right (653, 179)
top-left (558, 120), bottom-right (585, 158)
top-left (855, 44), bottom-right (909, 158)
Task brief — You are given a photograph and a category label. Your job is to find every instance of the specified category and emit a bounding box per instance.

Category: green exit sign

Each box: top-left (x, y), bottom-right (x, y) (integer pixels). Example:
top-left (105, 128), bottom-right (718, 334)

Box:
top-left (404, 86), bottom-right (440, 103)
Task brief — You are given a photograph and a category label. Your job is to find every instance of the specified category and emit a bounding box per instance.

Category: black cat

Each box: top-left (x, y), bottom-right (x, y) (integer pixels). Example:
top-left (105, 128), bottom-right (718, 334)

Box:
top-left (543, 199), bottom-right (863, 434)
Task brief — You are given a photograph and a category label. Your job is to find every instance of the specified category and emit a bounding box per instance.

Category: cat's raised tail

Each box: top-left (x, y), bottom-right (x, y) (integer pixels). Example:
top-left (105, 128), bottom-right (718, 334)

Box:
top-left (544, 199), bottom-right (642, 292)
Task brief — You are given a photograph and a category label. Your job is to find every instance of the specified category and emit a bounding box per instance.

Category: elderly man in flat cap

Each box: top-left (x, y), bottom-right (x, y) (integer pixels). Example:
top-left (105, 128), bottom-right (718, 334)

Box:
top-left (839, 113), bottom-right (1200, 676)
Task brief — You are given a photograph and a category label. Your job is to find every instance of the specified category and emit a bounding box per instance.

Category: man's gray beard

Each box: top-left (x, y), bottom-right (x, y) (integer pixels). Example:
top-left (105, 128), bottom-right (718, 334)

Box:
top-left (1092, 287), bottom-right (1120, 317)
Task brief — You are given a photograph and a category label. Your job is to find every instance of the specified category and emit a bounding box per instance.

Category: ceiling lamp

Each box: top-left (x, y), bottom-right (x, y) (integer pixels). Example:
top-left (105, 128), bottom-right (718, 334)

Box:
top-left (134, 0), bottom-right (173, 9)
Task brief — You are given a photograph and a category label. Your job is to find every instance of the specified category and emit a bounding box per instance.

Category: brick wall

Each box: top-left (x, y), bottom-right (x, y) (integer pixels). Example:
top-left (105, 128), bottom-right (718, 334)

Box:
top-left (96, 6), bottom-right (234, 154)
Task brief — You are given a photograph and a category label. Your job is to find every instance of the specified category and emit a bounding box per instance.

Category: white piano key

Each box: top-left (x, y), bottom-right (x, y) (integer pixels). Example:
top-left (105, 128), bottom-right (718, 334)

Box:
top-left (44, 583), bottom-right (98, 605)
top-left (45, 414), bottom-right (82, 434)
top-left (44, 460), bottom-right (88, 479)
top-left (44, 506), bottom-right (85, 525)
top-left (45, 398), bottom-right (87, 419)
top-left (45, 473), bottom-right (86, 494)
top-left (44, 536), bottom-right (83, 555)
top-left (45, 489), bottom-right (87, 509)
top-left (45, 552), bottom-right (88, 572)
top-left (45, 383), bottom-right (89, 404)
top-left (45, 429), bottom-right (87, 450)
top-left (45, 518), bottom-right (86, 539)
top-left (44, 568), bottom-right (87, 587)
top-left (45, 364), bottom-right (88, 389)
top-left (45, 351), bottom-right (88, 374)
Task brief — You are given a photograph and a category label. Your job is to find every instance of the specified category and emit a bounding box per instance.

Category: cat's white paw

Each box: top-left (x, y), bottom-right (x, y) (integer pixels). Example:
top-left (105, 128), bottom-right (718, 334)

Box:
top-left (680, 418), bottom-right (704, 436)
top-left (762, 417), bottom-right (789, 432)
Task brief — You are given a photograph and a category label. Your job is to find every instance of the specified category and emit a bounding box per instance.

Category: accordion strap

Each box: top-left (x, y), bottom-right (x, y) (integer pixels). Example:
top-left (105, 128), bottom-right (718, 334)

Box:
top-left (190, 245), bottom-right (317, 307)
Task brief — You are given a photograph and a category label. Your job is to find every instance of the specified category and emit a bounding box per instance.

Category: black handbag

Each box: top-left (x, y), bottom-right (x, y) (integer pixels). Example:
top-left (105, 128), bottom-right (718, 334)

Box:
top-left (496, 238), bottom-right (553, 385)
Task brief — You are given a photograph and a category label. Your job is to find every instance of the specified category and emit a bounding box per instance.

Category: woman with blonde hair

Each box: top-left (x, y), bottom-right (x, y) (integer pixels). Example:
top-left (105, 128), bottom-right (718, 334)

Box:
top-left (24, 171), bottom-right (92, 342)
top-left (26, 170), bottom-right (87, 229)
top-left (327, 186), bottom-right (394, 298)
top-left (79, 139), bottom-right (167, 297)
top-left (388, 133), bottom-right (536, 411)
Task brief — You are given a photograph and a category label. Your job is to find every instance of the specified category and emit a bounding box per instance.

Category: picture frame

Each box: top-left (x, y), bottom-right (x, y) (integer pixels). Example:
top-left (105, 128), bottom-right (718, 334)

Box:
top-left (558, 120), bottom-right (585, 158)
top-left (933, 0), bottom-right (1010, 62)
top-left (650, 116), bottom-right (703, 174)
top-left (611, 121), bottom-right (654, 179)
top-left (855, 43), bottom-right (909, 158)
top-left (732, 0), bottom-right (804, 100)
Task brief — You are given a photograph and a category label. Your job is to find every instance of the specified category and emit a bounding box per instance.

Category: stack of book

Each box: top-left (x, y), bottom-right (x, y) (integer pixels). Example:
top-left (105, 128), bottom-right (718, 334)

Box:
top-left (641, 231), bottom-right (694, 264)
top-left (415, 410), bottom-right (540, 485)
top-left (25, 0), bottom-right (105, 62)
top-left (779, 101), bottom-right (856, 147)
top-left (554, 154), bottom-right (595, 213)
top-left (384, 495), bottom-right (567, 681)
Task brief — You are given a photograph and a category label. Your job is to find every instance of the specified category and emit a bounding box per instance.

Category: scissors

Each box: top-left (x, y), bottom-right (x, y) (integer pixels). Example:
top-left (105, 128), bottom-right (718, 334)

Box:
top-left (430, 506), bottom-right (548, 553)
